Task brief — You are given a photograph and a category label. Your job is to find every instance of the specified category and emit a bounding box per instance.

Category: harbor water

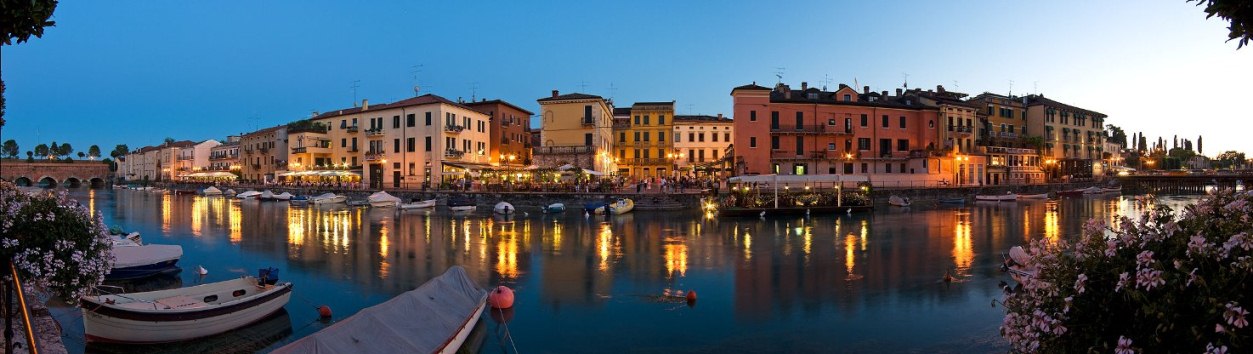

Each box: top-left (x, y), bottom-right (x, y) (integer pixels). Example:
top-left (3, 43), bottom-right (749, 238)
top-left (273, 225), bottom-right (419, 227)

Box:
top-left (54, 189), bottom-right (1200, 353)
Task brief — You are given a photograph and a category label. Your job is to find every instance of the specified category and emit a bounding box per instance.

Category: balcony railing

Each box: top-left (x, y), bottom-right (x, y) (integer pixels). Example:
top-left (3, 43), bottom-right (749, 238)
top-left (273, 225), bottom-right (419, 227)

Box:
top-left (769, 125), bottom-right (853, 135)
top-left (533, 146), bottom-right (594, 155)
top-left (581, 117), bottom-right (595, 126)
top-left (998, 132), bottom-right (1018, 139)
top-left (348, 147), bottom-right (359, 153)
top-left (444, 150), bottom-right (465, 160)
top-left (949, 125), bottom-right (973, 133)
top-left (209, 154), bottom-right (237, 161)
top-left (622, 158), bottom-right (670, 165)
top-left (444, 124), bottom-right (465, 133)
top-left (346, 125), bottom-right (359, 133)
top-left (365, 128), bottom-right (385, 136)
top-left (365, 150), bottom-right (385, 161)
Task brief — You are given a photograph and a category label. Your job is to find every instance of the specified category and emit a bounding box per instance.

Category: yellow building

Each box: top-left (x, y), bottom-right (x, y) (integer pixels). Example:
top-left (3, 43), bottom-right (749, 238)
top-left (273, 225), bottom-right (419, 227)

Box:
top-left (673, 114), bottom-right (733, 177)
top-left (614, 101), bottom-right (675, 178)
top-left (535, 90), bottom-right (617, 173)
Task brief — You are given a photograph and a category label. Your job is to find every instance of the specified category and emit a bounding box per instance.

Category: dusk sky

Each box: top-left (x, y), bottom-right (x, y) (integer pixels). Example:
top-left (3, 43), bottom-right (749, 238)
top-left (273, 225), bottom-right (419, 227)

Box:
top-left (3, 1), bottom-right (1250, 155)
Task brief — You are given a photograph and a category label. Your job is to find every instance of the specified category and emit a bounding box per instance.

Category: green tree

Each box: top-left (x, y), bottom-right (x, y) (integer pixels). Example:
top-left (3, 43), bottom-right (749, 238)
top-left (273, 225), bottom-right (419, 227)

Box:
top-left (1138, 134), bottom-right (1147, 153)
top-left (103, 157), bottom-right (115, 171)
top-left (110, 144), bottom-right (129, 159)
top-left (164, 137), bottom-right (175, 145)
top-left (88, 144), bottom-right (100, 159)
top-left (59, 142), bottom-right (72, 158)
top-left (1198, 135), bottom-right (1204, 154)
top-left (1189, 0), bottom-right (1253, 48)
top-left (33, 143), bottom-right (48, 159)
top-left (1, 139), bottom-right (17, 158)
top-left (1105, 124), bottom-right (1128, 147)
top-left (1215, 150), bottom-right (1247, 169)
top-left (76, 151), bottom-right (84, 159)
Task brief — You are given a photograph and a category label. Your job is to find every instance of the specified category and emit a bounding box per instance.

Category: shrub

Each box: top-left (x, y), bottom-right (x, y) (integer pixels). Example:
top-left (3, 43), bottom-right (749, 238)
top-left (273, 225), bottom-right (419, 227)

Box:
top-left (1001, 190), bottom-right (1253, 353)
top-left (0, 181), bottom-right (113, 302)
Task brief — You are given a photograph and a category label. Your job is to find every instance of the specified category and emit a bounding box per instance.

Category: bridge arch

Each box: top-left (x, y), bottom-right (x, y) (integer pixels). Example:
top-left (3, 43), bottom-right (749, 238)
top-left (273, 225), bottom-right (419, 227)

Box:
top-left (63, 177), bottom-right (83, 188)
top-left (89, 177), bottom-right (106, 188)
top-left (13, 177), bottom-right (33, 187)
top-left (37, 176), bottom-right (59, 188)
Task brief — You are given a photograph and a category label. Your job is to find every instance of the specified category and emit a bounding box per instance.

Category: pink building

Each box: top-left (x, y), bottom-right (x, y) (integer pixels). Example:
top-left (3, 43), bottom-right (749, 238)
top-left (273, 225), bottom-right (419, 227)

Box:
top-left (732, 82), bottom-right (974, 186)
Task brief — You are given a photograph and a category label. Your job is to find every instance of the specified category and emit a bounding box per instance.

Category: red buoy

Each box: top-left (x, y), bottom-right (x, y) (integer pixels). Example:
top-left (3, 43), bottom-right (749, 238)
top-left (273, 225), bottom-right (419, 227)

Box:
top-left (686, 290), bottom-right (697, 303)
top-left (488, 286), bottom-right (515, 309)
top-left (317, 305), bottom-right (333, 318)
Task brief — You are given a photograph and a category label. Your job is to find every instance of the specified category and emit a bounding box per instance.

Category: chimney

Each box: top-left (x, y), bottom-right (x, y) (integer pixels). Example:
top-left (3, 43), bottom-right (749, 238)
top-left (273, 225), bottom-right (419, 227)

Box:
top-left (551, 90), bottom-right (559, 98)
top-left (882, 90), bottom-right (889, 98)
top-left (717, 113), bottom-right (723, 119)
top-left (936, 85), bottom-right (945, 93)
top-left (361, 99), bottom-right (369, 110)
top-left (895, 88), bottom-right (903, 96)
top-left (863, 86), bottom-right (870, 95)
top-left (801, 81), bottom-right (808, 90)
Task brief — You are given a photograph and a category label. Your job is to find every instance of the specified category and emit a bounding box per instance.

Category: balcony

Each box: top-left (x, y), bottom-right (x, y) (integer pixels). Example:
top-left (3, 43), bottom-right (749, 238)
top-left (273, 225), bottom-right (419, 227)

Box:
top-left (365, 128), bottom-right (385, 137)
top-left (365, 149), bottom-right (385, 162)
top-left (347, 146), bottom-right (359, 153)
top-left (177, 154), bottom-right (193, 161)
top-left (209, 154), bottom-right (237, 161)
top-left (769, 125), bottom-right (853, 135)
top-left (251, 163), bottom-right (261, 169)
top-left (622, 158), bottom-right (670, 165)
top-left (292, 143), bottom-right (331, 154)
top-left (581, 117), bottom-right (595, 127)
top-left (533, 146), bottom-right (594, 155)
top-left (998, 132), bottom-right (1018, 139)
top-left (875, 151), bottom-right (913, 160)
top-left (444, 149), bottom-right (465, 160)
top-left (444, 124), bottom-right (465, 134)
top-left (345, 125), bottom-right (359, 133)
top-left (259, 146), bottom-right (270, 154)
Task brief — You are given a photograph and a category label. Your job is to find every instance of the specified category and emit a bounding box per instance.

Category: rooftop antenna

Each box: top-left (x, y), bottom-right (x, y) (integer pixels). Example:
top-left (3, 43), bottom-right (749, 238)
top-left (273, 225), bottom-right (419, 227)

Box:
top-left (470, 82), bottom-right (479, 102)
top-left (608, 82), bottom-right (617, 101)
top-left (686, 103), bottom-right (695, 115)
top-left (1033, 81), bottom-right (1039, 95)
top-left (410, 64), bottom-right (424, 96)
top-left (821, 74), bottom-right (833, 90)
top-left (1008, 80), bottom-right (1014, 97)
top-left (579, 80), bottom-right (588, 92)
top-left (774, 67), bottom-right (786, 84)
top-left (952, 80), bottom-right (959, 90)
top-left (854, 76), bottom-right (860, 90)
top-left (351, 80), bottom-right (361, 106)
top-left (902, 72), bottom-right (910, 89)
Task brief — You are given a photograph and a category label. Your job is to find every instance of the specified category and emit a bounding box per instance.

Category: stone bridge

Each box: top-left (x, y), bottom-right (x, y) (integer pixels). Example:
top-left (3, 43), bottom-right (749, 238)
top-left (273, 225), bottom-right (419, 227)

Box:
top-left (0, 159), bottom-right (112, 188)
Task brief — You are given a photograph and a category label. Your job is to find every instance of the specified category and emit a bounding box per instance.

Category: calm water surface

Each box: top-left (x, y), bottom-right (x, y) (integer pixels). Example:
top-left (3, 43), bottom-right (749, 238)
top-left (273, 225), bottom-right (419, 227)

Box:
top-left (53, 189), bottom-right (1200, 353)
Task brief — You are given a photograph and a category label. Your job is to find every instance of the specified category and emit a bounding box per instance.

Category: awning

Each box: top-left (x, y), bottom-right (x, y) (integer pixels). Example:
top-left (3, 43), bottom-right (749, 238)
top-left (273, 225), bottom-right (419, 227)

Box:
top-left (442, 161), bottom-right (495, 171)
top-left (728, 174), bottom-right (869, 185)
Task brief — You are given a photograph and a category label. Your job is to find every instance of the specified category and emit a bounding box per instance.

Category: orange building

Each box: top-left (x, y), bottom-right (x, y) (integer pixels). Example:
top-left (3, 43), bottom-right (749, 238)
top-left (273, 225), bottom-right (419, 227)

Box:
top-left (464, 99), bottom-right (534, 166)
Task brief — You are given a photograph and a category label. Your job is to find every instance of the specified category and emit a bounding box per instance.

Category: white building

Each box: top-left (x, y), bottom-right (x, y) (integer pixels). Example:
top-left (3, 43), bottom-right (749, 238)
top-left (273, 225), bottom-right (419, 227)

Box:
top-left (176, 139), bottom-right (221, 179)
top-left (673, 114), bottom-right (734, 177)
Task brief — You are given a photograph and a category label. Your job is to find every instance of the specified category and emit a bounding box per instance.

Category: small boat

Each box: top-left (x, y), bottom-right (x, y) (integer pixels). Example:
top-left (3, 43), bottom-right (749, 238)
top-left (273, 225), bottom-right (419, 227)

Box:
top-left (309, 193), bottom-right (347, 205)
top-left (888, 195), bottom-right (911, 207)
top-left (236, 191), bottom-right (262, 199)
top-left (113, 184), bottom-right (127, 189)
top-left (1018, 193), bottom-right (1050, 200)
top-left (544, 203), bottom-right (566, 214)
top-left (583, 201), bottom-right (609, 213)
top-left (974, 192), bottom-right (1017, 202)
top-left (271, 266), bottom-right (484, 354)
top-left (368, 191), bottom-right (402, 208)
top-left (1056, 189), bottom-right (1086, 197)
top-left (1001, 246), bottom-right (1036, 284)
top-left (108, 243), bottom-right (183, 280)
top-left (110, 231), bottom-right (143, 247)
top-left (449, 197), bottom-right (477, 213)
top-left (81, 274), bottom-right (292, 343)
top-left (173, 189), bottom-right (198, 195)
top-left (201, 186), bottom-right (223, 196)
top-left (937, 197), bottom-right (967, 205)
top-left (400, 199), bottom-right (437, 210)
top-left (593, 198), bottom-right (634, 215)
top-left (288, 195), bottom-right (309, 206)
top-left (258, 190), bottom-right (277, 201)
top-left (1102, 186), bottom-right (1122, 194)
top-left (224, 189), bottom-right (237, 196)
top-left (346, 199), bottom-right (370, 207)
top-left (273, 192), bottom-right (294, 201)
top-left (493, 201), bottom-right (515, 215)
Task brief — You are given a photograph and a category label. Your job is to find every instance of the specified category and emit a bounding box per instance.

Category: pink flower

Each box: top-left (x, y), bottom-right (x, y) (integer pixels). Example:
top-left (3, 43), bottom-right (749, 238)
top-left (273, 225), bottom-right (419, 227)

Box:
top-left (1116, 272), bottom-right (1130, 292)
top-left (1136, 250), bottom-right (1154, 267)
top-left (1215, 323), bottom-right (1226, 333)
top-left (1224, 303), bottom-right (1248, 328)
top-left (1206, 343), bottom-right (1228, 354)
top-left (1115, 336), bottom-right (1135, 354)
top-left (1074, 274), bottom-right (1088, 294)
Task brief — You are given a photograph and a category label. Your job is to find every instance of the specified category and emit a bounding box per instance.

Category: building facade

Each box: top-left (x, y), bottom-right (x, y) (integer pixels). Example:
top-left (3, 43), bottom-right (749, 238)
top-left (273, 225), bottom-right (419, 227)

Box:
top-left (208, 137), bottom-right (240, 172)
top-left (239, 126), bottom-right (289, 183)
top-left (175, 139), bottom-right (221, 179)
top-left (1025, 94), bottom-right (1106, 179)
top-left (731, 82), bottom-right (970, 186)
top-left (673, 114), bottom-right (734, 177)
top-left (464, 99), bottom-right (534, 166)
top-left (534, 90), bottom-right (616, 173)
top-left (615, 101), bottom-right (675, 178)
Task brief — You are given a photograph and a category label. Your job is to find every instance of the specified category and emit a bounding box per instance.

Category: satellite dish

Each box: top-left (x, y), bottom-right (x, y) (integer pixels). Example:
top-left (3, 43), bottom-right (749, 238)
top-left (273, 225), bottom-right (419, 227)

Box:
top-left (413, 85), bottom-right (421, 96)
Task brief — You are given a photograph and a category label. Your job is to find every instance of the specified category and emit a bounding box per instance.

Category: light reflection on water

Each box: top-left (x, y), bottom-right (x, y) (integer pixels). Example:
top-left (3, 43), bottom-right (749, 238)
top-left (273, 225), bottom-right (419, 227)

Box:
top-left (56, 190), bottom-right (1202, 353)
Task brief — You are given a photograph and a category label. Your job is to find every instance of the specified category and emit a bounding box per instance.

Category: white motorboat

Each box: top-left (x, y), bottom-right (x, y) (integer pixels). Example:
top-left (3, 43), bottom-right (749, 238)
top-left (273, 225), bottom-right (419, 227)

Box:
top-left (493, 201), bottom-right (515, 215)
top-left (236, 191), bottom-right (262, 199)
top-left (258, 190), bottom-right (277, 201)
top-left (310, 193), bottom-right (347, 205)
top-left (108, 243), bottom-right (183, 281)
top-left (110, 232), bottom-right (143, 247)
top-left (544, 203), bottom-right (566, 214)
top-left (224, 189), bottom-right (237, 196)
top-left (400, 199), bottom-right (437, 210)
top-left (975, 192), bottom-right (1018, 202)
top-left (593, 198), bottom-right (634, 215)
top-left (81, 275), bottom-right (292, 343)
top-left (448, 197), bottom-right (477, 213)
top-left (1018, 193), bottom-right (1050, 199)
top-left (888, 195), bottom-right (911, 207)
top-left (272, 266), bottom-right (484, 354)
top-left (368, 191), bottom-right (402, 208)
top-left (273, 192), bottom-right (294, 201)
top-left (1081, 186), bottom-right (1106, 195)
top-left (201, 186), bottom-right (223, 196)
top-left (1002, 246), bottom-right (1036, 284)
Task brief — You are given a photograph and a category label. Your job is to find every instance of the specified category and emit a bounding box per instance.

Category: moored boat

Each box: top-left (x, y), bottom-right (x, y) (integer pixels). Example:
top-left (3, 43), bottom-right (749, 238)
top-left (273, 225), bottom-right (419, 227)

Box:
top-left (449, 197), bottom-right (477, 213)
top-left (346, 199), bottom-right (369, 207)
top-left (173, 189), bottom-right (198, 195)
top-left (271, 266), bottom-right (484, 354)
top-left (937, 197), bottom-right (967, 205)
top-left (400, 199), bottom-right (437, 210)
top-left (236, 191), bottom-right (262, 199)
top-left (81, 274), bottom-right (293, 343)
top-left (1001, 246), bottom-right (1036, 284)
top-left (544, 203), bottom-right (566, 214)
top-left (888, 195), bottom-right (911, 207)
top-left (258, 190), bottom-right (277, 201)
top-left (288, 195), bottom-right (309, 206)
top-left (718, 205), bottom-right (873, 217)
top-left (367, 191), bottom-right (401, 208)
top-left (108, 243), bottom-right (184, 281)
top-left (309, 193), bottom-right (347, 205)
top-left (493, 201), bottom-right (515, 215)
top-left (200, 186), bottom-right (223, 196)
top-left (273, 192), bottom-right (294, 201)
top-left (1056, 189), bottom-right (1086, 197)
top-left (974, 192), bottom-right (1017, 202)
top-left (1018, 193), bottom-right (1050, 200)
top-left (593, 198), bottom-right (634, 215)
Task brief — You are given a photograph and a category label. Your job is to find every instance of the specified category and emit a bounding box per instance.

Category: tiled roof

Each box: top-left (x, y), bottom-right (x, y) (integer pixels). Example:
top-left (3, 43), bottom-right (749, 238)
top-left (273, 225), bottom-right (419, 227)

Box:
top-left (312, 94), bottom-right (474, 121)
top-left (537, 93), bottom-right (603, 102)
top-left (731, 83), bottom-right (771, 91)
top-left (463, 99), bottom-right (535, 116)
top-left (674, 115), bottom-right (733, 123)
top-left (631, 101), bottom-right (675, 107)
top-left (612, 107), bottom-right (632, 116)
top-left (242, 125), bottom-right (284, 138)
top-left (1025, 95), bottom-right (1106, 117)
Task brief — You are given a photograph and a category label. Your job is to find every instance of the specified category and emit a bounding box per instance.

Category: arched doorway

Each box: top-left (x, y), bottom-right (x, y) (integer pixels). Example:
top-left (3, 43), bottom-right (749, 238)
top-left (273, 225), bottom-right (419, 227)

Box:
top-left (64, 177), bottom-right (83, 188)
top-left (13, 177), bottom-right (33, 187)
top-left (89, 177), bottom-right (106, 188)
top-left (38, 177), bottom-right (58, 188)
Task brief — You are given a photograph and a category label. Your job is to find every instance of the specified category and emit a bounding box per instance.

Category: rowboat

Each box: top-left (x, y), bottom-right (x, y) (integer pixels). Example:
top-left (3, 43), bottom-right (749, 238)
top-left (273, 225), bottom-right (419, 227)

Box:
top-left (717, 205), bottom-right (873, 217)
top-left (108, 243), bottom-right (183, 280)
top-left (544, 203), bottom-right (566, 214)
top-left (346, 199), bottom-right (370, 207)
top-left (310, 193), bottom-right (347, 205)
top-left (288, 196), bottom-right (309, 206)
top-left (1056, 189), bottom-right (1086, 196)
top-left (888, 195), bottom-right (911, 207)
top-left (1102, 186), bottom-right (1122, 194)
top-left (400, 199), bottom-right (437, 210)
top-left (367, 191), bottom-right (401, 208)
top-left (937, 197), bottom-right (967, 205)
top-left (81, 274), bottom-right (292, 343)
top-left (974, 193), bottom-right (1017, 202)
top-left (592, 198), bottom-right (634, 215)
top-left (1081, 186), bottom-right (1106, 195)
top-left (173, 189), bottom-right (198, 195)
top-left (271, 266), bottom-right (485, 354)
top-left (1018, 193), bottom-right (1050, 200)
top-left (449, 197), bottom-right (477, 213)
top-left (493, 201), bottom-right (515, 215)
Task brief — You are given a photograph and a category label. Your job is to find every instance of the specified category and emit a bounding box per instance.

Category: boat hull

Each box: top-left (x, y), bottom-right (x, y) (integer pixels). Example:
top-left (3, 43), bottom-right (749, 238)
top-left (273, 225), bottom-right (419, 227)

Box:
top-left (82, 283), bottom-right (292, 343)
top-left (400, 200), bottom-right (437, 210)
top-left (106, 259), bottom-right (182, 281)
top-left (440, 299), bottom-right (487, 354)
top-left (450, 206), bottom-right (477, 213)
top-left (974, 194), bottom-right (1017, 201)
top-left (370, 200), bottom-right (399, 208)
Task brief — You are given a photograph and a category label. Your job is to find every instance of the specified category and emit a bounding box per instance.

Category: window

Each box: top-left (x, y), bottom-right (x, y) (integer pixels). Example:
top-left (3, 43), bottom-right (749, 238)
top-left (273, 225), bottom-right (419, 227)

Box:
top-left (643, 132), bottom-right (650, 141)
top-left (712, 149), bottom-right (719, 159)
top-left (393, 115), bottom-right (400, 128)
top-left (689, 150), bottom-right (695, 162)
top-left (843, 94), bottom-right (851, 102)
top-left (828, 143), bottom-right (836, 150)
top-left (634, 132), bottom-right (640, 142)
top-left (795, 112), bottom-right (803, 128)
top-left (659, 132), bottom-right (665, 142)
top-left (341, 138), bottom-right (346, 148)
top-left (619, 132), bottom-right (626, 143)
top-left (770, 111), bottom-right (780, 129)
top-left (710, 133), bottom-right (716, 142)
top-left (844, 163), bottom-right (853, 174)
top-left (406, 138), bottom-right (415, 152)
top-left (393, 139), bottom-right (400, 153)
top-left (633, 149), bottom-right (640, 158)
top-left (584, 106), bottom-right (593, 122)
top-left (882, 115), bottom-right (889, 128)
top-left (886, 163), bottom-right (892, 173)
top-left (771, 136), bottom-right (780, 150)
top-left (644, 115), bottom-right (650, 125)
top-left (858, 138), bottom-right (870, 150)
top-left (860, 163), bottom-right (868, 173)
top-left (897, 139), bottom-right (909, 151)
top-left (698, 149), bottom-right (705, 162)
top-left (724, 132), bottom-right (730, 141)
top-left (795, 136), bottom-right (804, 155)
top-left (424, 137), bottom-right (431, 151)
top-left (948, 117), bottom-right (954, 130)
top-left (750, 110), bottom-right (757, 121)
top-left (749, 137), bottom-right (757, 148)
top-left (860, 114), bottom-right (868, 127)
top-left (584, 133), bottom-right (593, 146)
top-left (634, 115), bottom-right (640, 125)
top-left (659, 115), bottom-right (665, 125)
top-left (698, 133), bottom-right (704, 142)
top-left (674, 132), bottom-right (680, 143)
top-left (899, 116), bottom-right (906, 129)
top-left (688, 132), bottom-right (694, 142)
top-left (643, 149), bottom-right (650, 158)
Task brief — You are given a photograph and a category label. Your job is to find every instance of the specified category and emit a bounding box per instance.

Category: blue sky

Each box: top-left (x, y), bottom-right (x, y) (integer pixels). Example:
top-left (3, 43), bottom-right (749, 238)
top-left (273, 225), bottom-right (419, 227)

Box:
top-left (3, 1), bottom-right (1250, 155)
